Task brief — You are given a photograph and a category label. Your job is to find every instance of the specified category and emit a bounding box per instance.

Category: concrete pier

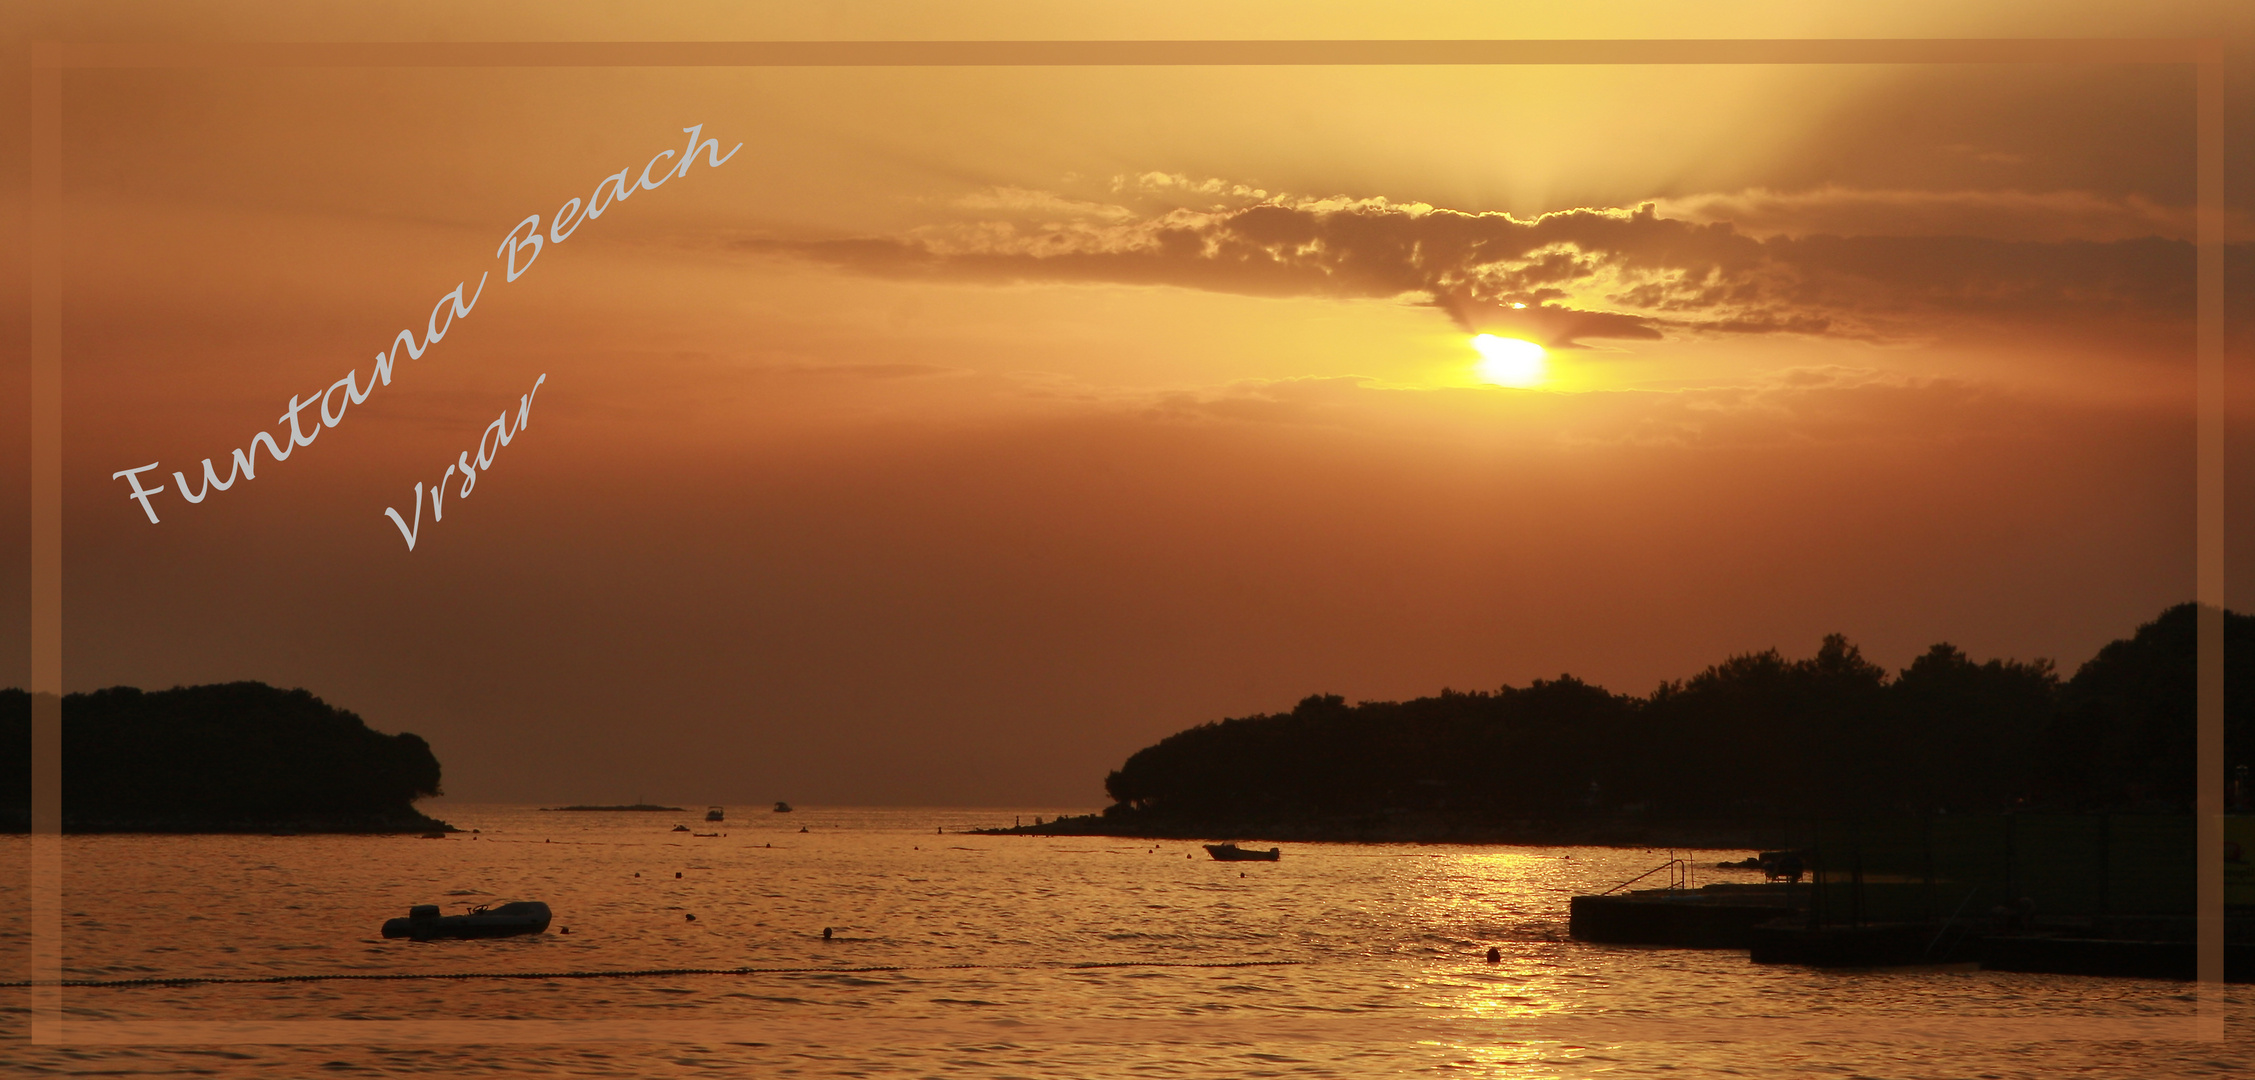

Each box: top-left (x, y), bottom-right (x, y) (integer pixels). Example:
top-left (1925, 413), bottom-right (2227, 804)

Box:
top-left (1746, 920), bottom-right (1979, 967)
top-left (1573, 888), bottom-right (2255, 981)
top-left (1569, 884), bottom-right (1808, 949)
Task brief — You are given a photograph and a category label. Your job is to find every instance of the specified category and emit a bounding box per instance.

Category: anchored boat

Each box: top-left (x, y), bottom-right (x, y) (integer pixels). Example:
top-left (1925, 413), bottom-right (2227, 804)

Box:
top-left (381, 901), bottom-right (552, 940)
top-left (1203, 843), bottom-right (1280, 862)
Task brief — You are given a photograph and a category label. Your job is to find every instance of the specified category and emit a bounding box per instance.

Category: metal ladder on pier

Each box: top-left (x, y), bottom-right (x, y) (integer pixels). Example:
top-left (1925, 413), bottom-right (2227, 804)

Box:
top-left (1599, 851), bottom-right (1696, 895)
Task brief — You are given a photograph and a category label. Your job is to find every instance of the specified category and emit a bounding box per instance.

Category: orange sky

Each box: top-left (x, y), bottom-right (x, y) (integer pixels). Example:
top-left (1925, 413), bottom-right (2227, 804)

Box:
top-left (3, 2), bottom-right (2253, 804)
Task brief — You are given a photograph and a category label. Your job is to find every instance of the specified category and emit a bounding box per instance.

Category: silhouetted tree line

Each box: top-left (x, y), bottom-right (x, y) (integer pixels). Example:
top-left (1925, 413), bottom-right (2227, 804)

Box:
top-left (0, 681), bottom-right (444, 831)
top-left (1103, 604), bottom-right (2254, 824)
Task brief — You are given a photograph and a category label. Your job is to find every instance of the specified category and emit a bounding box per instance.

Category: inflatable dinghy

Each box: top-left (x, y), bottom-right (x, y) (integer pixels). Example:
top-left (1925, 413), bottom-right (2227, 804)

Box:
top-left (381, 901), bottom-right (552, 940)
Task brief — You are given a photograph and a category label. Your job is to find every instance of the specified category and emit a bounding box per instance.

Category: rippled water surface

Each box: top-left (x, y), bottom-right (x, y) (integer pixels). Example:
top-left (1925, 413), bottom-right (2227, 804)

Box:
top-left (3, 805), bottom-right (2245, 1077)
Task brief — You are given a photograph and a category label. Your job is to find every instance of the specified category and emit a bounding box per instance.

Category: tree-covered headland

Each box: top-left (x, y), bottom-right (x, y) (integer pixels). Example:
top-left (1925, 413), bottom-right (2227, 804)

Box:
top-left (0, 681), bottom-right (447, 833)
top-left (1074, 604), bottom-right (2252, 844)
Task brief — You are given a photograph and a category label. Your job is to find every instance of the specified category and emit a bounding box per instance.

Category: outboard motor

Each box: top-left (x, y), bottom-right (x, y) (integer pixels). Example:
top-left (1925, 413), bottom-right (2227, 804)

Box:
top-left (383, 904), bottom-right (444, 938)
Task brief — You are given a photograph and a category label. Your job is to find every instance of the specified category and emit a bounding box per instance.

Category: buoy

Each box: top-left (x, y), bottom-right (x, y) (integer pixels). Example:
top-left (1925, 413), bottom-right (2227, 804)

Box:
top-left (675, 871), bottom-right (682, 879)
top-left (1486, 947), bottom-right (1501, 963)
top-left (634, 872), bottom-right (640, 878)
top-left (822, 926), bottom-right (833, 940)
top-left (685, 914), bottom-right (696, 922)
top-left (562, 927), bottom-right (571, 934)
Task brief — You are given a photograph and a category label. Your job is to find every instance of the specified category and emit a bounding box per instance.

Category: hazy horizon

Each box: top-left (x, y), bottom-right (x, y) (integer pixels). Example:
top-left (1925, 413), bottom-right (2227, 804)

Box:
top-left (26, 599), bottom-right (2220, 808)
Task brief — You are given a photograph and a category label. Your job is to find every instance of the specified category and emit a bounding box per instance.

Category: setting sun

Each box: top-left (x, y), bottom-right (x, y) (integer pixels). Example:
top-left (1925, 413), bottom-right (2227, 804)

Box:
top-left (1470, 334), bottom-right (1546, 387)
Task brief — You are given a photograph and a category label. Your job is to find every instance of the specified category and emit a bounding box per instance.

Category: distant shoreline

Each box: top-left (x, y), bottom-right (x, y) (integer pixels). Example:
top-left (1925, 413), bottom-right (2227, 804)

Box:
top-left (975, 811), bottom-right (1803, 850)
top-left (538, 803), bottom-right (687, 812)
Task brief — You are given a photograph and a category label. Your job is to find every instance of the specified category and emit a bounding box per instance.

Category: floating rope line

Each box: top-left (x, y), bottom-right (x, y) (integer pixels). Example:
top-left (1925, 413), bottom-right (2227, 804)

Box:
top-left (0, 959), bottom-right (1305, 990)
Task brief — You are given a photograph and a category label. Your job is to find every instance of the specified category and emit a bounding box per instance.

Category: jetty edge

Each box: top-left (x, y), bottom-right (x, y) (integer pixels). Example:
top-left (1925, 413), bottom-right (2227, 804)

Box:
top-left (1566, 816), bottom-right (2255, 983)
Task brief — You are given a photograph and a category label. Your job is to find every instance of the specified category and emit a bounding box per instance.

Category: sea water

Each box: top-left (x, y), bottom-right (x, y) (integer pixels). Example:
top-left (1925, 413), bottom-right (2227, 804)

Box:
top-left (1, 805), bottom-right (2245, 1077)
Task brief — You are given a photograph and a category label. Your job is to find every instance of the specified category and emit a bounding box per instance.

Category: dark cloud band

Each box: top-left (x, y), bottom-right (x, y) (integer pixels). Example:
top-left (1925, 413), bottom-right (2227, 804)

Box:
top-left (740, 187), bottom-right (2211, 353)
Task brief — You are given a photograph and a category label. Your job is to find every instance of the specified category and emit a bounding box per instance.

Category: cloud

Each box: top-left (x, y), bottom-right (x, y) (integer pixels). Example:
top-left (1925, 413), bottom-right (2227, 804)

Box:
top-left (1650, 186), bottom-right (2252, 245)
top-left (739, 180), bottom-right (2211, 352)
top-left (943, 186), bottom-right (1139, 223)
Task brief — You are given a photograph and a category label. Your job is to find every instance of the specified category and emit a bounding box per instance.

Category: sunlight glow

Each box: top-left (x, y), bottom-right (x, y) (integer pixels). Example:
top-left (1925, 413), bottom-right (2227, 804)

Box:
top-left (1470, 334), bottom-right (1546, 387)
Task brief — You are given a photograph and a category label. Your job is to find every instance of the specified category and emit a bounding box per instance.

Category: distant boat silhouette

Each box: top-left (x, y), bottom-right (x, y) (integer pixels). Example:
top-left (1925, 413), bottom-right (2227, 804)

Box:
top-left (705, 806), bottom-right (725, 822)
top-left (774, 801), bottom-right (793, 813)
top-left (1203, 843), bottom-right (1280, 862)
top-left (672, 824), bottom-right (690, 832)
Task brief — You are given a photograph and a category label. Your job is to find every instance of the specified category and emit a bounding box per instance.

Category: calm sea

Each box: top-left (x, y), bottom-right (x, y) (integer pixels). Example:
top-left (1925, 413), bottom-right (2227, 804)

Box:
top-left (1, 805), bottom-right (2244, 1077)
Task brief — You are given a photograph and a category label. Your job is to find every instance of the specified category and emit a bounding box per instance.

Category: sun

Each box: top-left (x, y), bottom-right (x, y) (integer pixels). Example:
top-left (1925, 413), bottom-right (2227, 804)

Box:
top-left (1470, 334), bottom-right (1546, 387)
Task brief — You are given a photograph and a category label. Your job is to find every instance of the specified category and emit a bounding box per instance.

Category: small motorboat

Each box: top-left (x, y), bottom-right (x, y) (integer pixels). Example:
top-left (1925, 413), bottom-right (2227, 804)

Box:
top-left (1204, 843), bottom-right (1280, 862)
top-left (705, 806), bottom-right (725, 822)
top-left (381, 901), bottom-right (552, 940)
top-left (773, 801), bottom-right (793, 813)
top-left (671, 824), bottom-right (691, 832)
top-left (1758, 850), bottom-right (1806, 882)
